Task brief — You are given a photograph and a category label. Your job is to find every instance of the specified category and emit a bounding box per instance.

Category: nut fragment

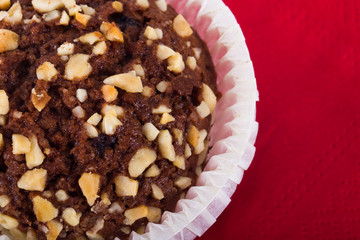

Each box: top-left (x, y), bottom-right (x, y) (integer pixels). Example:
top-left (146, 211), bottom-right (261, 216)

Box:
top-left (108, 202), bottom-right (123, 214)
top-left (142, 86), bottom-right (154, 98)
top-left (112, 1), bottom-right (123, 12)
top-left (0, 0), bottom-right (10, 10)
top-left (65, 54), bottom-right (93, 81)
top-left (72, 106), bottom-right (85, 119)
top-left (86, 218), bottom-right (104, 240)
top-left (196, 101), bottom-right (211, 119)
top-left (79, 32), bottom-right (105, 45)
top-left (193, 47), bottom-right (201, 59)
top-left (156, 81), bottom-right (170, 93)
top-left (186, 56), bottom-right (197, 70)
top-left (100, 193), bottom-right (111, 206)
top-left (0, 115), bottom-right (6, 126)
top-left (101, 85), bottom-right (118, 102)
top-left (78, 173), bottom-right (100, 206)
top-left (201, 83), bottom-right (217, 113)
top-left (59, 10), bottom-right (70, 25)
top-left (142, 122), bottom-right (160, 141)
top-left (128, 148), bottom-right (157, 178)
top-left (0, 90), bottom-right (9, 115)
top-left (156, 44), bottom-right (175, 61)
top-left (174, 176), bottom-right (192, 190)
top-left (100, 111), bottom-right (122, 135)
top-left (136, 0), bottom-right (149, 10)
top-left (24, 15), bottom-right (41, 24)
top-left (55, 190), bottom-right (68, 202)
top-left (76, 89), bottom-right (88, 103)
top-left (194, 129), bottom-right (208, 154)
top-left (0, 213), bottom-right (18, 229)
top-left (4, 2), bottom-right (23, 24)
top-left (158, 130), bottom-right (176, 162)
top-left (144, 164), bottom-right (160, 177)
top-left (62, 0), bottom-right (81, 16)
top-left (75, 12), bottom-right (91, 27)
top-left (133, 64), bottom-right (145, 77)
top-left (160, 113), bottom-right (175, 125)
top-left (31, 0), bottom-right (64, 13)
top-left (17, 169), bottom-right (47, 192)
top-left (103, 72), bottom-right (143, 93)
top-left (173, 155), bottom-right (185, 170)
top-left (46, 220), bottom-right (63, 240)
top-left (0, 29), bottom-right (20, 54)
top-left (80, 4), bottom-right (95, 16)
top-left (0, 195), bottom-right (10, 208)
top-left (32, 196), bottom-right (59, 222)
top-left (84, 122), bottom-right (98, 138)
top-left (101, 104), bottom-right (124, 117)
top-left (31, 88), bottom-right (52, 112)
top-left (25, 135), bottom-right (45, 169)
top-left (187, 125), bottom-right (199, 147)
top-left (100, 22), bottom-right (124, 43)
top-left (12, 134), bottom-right (31, 154)
top-left (151, 184), bottom-right (164, 200)
top-left (93, 41), bottom-right (107, 55)
top-left (87, 113), bottom-right (102, 126)
top-left (144, 26), bottom-right (163, 40)
top-left (173, 14), bottom-right (193, 38)
top-left (36, 62), bottom-right (58, 81)
top-left (114, 175), bottom-right (139, 197)
top-left (123, 205), bottom-right (148, 225)
top-left (185, 143), bottom-right (192, 158)
top-left (167, 52), bottom-right (185, 74)
top-left (57, 42), bottom-right (74, 56)
top-left (147, 206), bottom-right (162, 223)
top-left (172, 128), bottom-right (183, 145)
top-left (152, 104), bottom-right (171, 114)
top-left (62, 208), bottom-right (82, 226)
top-left (42, 9), bottom-right (61, 21)
top-left (155, 0), bottom-right (167, 12)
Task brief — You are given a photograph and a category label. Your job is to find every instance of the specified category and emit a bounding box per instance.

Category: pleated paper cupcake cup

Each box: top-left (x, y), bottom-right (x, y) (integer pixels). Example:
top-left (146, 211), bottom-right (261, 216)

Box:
top-left (129, 0), bottom-right (259, 239)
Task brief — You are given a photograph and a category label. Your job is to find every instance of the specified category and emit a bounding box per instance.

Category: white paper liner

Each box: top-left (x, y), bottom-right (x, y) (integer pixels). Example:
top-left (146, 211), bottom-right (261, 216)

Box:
top-left (0, 0), bottom-right (258, 239)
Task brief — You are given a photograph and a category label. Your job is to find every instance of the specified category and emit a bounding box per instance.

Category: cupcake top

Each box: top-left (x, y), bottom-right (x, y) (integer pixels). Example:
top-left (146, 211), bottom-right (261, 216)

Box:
top-left (0, 0), bottom-right (217, 239)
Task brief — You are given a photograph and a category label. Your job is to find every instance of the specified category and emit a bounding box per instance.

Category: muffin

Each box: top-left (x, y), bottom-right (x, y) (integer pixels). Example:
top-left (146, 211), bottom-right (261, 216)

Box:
top-left (0, 0), bottom-right (218, 239)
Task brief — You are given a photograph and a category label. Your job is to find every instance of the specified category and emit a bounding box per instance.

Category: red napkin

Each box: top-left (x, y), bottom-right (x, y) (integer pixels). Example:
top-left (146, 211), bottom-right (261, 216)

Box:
top-left (201, 0), bottom-right (360, 239)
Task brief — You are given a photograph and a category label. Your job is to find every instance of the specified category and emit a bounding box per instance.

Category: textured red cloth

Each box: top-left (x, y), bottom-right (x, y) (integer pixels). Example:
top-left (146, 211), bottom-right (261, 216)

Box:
top-left (200, 0), bottom-right (360, 239)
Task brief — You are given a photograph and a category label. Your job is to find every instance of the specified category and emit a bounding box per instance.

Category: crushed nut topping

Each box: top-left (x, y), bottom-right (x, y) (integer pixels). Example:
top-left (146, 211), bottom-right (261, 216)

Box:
top-left (0, 194), bottom-right (10, 208)
top-left (174, 176), bottom-right (192, 190)
top-left (187, 125), bottom-right (199, 147)
top-left (112, 1), bottom-right (123, 12)
top-left (114, 175), bottom-right (139, 197)
top-left (144, 26), bottom-right (163, 40)
top-left (93, 41), bottom-right (107, 55)
top-left (193, 47), bottom-right (202, 59)
top-left (160, 113), bottom-right (175, 125)
top-left (123, 205), bottom-right (148, 225)
top-left (84, 122), bottom-right (99, 138)
top-left (186, 56), bottom-right (197, 70)
top-left (0, 213), bottom-right (19, 230)
top-left (185, 143), bottom-right (192, 158)
top-left (155, 0), bottom-right (167, 12)
top-left (25, 135), bottom-right (45, 169)
top-left (24, 15), bottom-right (41, 24)
top-left (63, 0), bottom-right (81, 16)
top-left (12, 134), bottom-right (31, 155)
top-left (86, 218), bottom-right (104, 240)
top-left (0, 133), bottom-right (3, 150)
top-left (0, 90), bottom-right (9, 114)
top-left (100, 110), bottom-right (122, 135)
top-left (103, 72), bottom-right (143, 93)
top-left (108, 202), bottom-right (123, 214)
top-left (32, 196), bottom-right (59, 222)
top-left (142, 86), bottom-right (154, 98)
top-left (80, 4), bottom-right (95, 16)
top-left (36, 62), bottom-right (58, 81)
top-left (152, 104), bottom-right (171, 114)
top-left (136, 0), bottom-right (149, 10)
top-left (17, 168), bottom-right (47, 192)
top-left (144, 164), bottom-right (160, 177)
top-left (3, 2), bottom-right (22, 25)
top-left (173, 14), bottom-right (193, 38)
top-left (142, 122), bottom-right (160, 141)
top-left (31, 88), bottom-right (52, 112)
top-left (65, 54), bottom-right (93, 81)
top-left (57, 42), bottom-right (74, 56)
top-left (101, 104), bottom-right (124, 117)
top-left (156, 44), bottom-right (175, 61)
top-left (147, 206), bottom-right (162, 223)
top-left (59, 10), bottom-right (70, 25)
top-left (158, 130), bottom-right (176, 162)
top-left (42, 10), bottom-right (61, 21)
top-left (156, 81), bottom-right (170, 93)
top-left (62, 208), bottom-right (82, 226)
top-left (128, 148), bottom-right (157, 178)
top-left (151, 184), bottom-right (164, 200)
top-left (55, 190), bottom-right (68, 202)
top-left (172, 128), bottom-right (183, 145)
top-left (76, 88), bottom-right (88, 103)
top-left (72, 105), bottom-right (85, 119)
top-left (133, 64), bottom-right (145, 77)
top-left (167, 52), bottom-right (185, 74)
top-left (101, 85), bottom-right (118, 102)
top-left (78, 173), bottom-right (100, 206)
top-left (31, 0), bottom-right (64, 13)
top-left (196, 101), bottom-right (211, 119)
top-left (74, 12), bottom-right (91, 26)
top-left (87, 113), bottom-right (102, 126)
top-left (201, 83), bottom-right (217, 113)
top-left (194, 129), bottom-right (208, 154)
top-left (46, 220), bottom-right (63, 240)
top-left (173, 155), bottom-right (185, 170)
top-left (0, 29), bottom-right (19, 54)
top-left (100, 22), bottom-right (124, 43)
top-left (79, 31), bottom-right (105, 45)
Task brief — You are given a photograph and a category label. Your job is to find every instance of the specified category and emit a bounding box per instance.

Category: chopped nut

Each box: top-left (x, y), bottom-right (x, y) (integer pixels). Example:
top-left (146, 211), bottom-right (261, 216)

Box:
top-left (78, 173), bottom-right (100, 206)
top-left (155, 0), bottom-right (167, 12)
top-left (167, 52), bottom-right (185, 74)
top-left (197, 140), bottom-right (209, 165)
top-left (87, 113), bottom-right (102, 126)
top-left (172, 128), bottom-right (183, 145)
top-left (86, 218), bottom-right (104, 240)
top-left (62, 0), bottom-right (81, 16)
top-left (0, 133), bottom-right (3, 150)
top-left (194, 129), bottom-right (207, 154)
top-left (9, 228), bottom-right (26, 239)
top-left (0, 195), bottom-right (10, 208)
top-left (44, 148), bottom-right (51, 155)
top-left (72, 106), bottom-right (85, 119)
top-left (108, 202), bottom-right (122, 214)
top-left (42, 190), bottom-right (52, 198)
top-left (186, 56), bottom-right (197, 70)
top-left (26, 229), bottom-right (38, 240)
top-left (144, 164), bottom-right (160, 177)
top-left (24, 15), bottom-right (41, 24)
top-left (193, 47), bottom-right (202, 59)
top-left (59, 10), bottom-right (70, 25)
top-left (12, 134), bottom-right (31, 154)
top-left (99, 193), bottom-right (110, 206)
top-left (36, 62), bottom-right (58, 81)
top-left (57, 42), bottom-right (74, 56)
top-left (156, 44), bottom-right (175, 61)
top-left (100, 22), bottom-right (124, 43)
top-left (158, 130), bottom-right (176, 162)
top-left (186, 41), bottom-right (191, 47)
top-left (152, 104), bottom-right (171, 114)
top-left (156, 81), bottom-right (170, 93)
top-left (75, 12), bottom-right (91, 27)
top-left (112, 1), bottom-right (123, 12)
top-left (174, 176), bottom-right (192, 190)
top-left (79, 32), bottom-right (105, 45)
top-left (103, 72), bottom-right (143, 93)
top-left (142, 122), bottom-right (160, 141)
top-left (60, 55), bottom-right (68, 61)
top-left (142, 86), bottom-right (154, 98)
top-left (101, 85), bottom-right (118, 102)
top-left (31, 0), bottom-right (64, 13)
top-left (136, 0), bottom-right (149, 10)
top-left (62, 208), bottom-right (82, 226)
top-left (173, 155), bottom-right (185, 170)
top-left (144, 26), bottom-right (163, 40)
top-left (201, 83), bottom-right (217, 113)
top-left (101, 104), bottom-right (124, 117)
top-left (32, 196), bottom-right (59, 222)
top-left (0, 29), bottom-right (19, 54)
top-left (93, 41), bottom-right (107, 55)
top-left (114, 175), bottom-right (139, 197)
top-left (0, 115), bottom-right (6, 125)
top-left (147, 206), bottom-right (161, 223)
top-left (151, 184), bottom-right (164, 200)
top-left (31, 88), bottom-right (52, 112)
top-left (0, 213), bottom-right (18, 229)
top-left (123, 205), bottom-right (148, 225)
top-left (187, 125), bottom-right (199, 147)
top-left (76, 89), bottom-right (88, 103)
top-left (42, 10), bottom-right (61, 21)
top-left (46, 220), bottom-right (63, 240)
top-left (173, 14), bottom-right (193, 38)
top-left (160, 113), bottom-right (175, 125)
top-left (80, 4), bottom-right (95, 16)
top-left (196, 101), bottom-right (211, 119)
top-left (55, 190), bottom-right (68, 202)
top-left (120, 226), bottom-right (131, 235)
top-left (0, 0), bottom-right (10, 10)
top-left (100, 111), bottom-right (122, 135)
top-left (0, 90), bottom-right (9, 114)
top-left (3, 2), bottom-right (22, 24)
top-left (128, 148), bottom-right (157, 178)
top-left (133, 64), bottom-right (145, 77)
top-left (185, 143), bottom-right (192, 158)
top-left (65, 54), bottom-right (93, 81)
top-left (84, 122), bottom-right (98, 138)
top-left (25, 135), bottom-right (45, 169)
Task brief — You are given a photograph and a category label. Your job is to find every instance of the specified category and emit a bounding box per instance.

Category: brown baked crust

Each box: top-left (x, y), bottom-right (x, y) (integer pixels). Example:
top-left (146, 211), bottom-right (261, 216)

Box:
top-left (0, 0), bottom-right (217, 239)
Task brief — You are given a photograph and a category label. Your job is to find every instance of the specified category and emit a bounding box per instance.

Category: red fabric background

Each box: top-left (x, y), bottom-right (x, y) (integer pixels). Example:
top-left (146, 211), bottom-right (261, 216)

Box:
top-left (200, 0), bottom-right (360, 239)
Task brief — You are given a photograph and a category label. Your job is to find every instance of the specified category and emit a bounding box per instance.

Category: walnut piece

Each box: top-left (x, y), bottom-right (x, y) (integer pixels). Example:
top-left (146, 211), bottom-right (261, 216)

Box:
top-left (46, 220), bottom-right (63, 240)
top-left (17, 168), bottom-right (47, 192)
top-left (196, 101), bottom-right (211, 119)
top-left (78, 173), bottom-right (100, 206)
top-left (112, 1), bottom-right (123, 12)
top-left (173, 14), bottom-right (193, 38)
top-left (202, 83), bottom-right (217, 113)
top-left (128, 148), bottom-right (157, 178)
top-left (147, 206), bottom-right (162, 223)
top-left (31, 88), bottom-right (52, 112)
top-left (100, 22), bottom-right (124, 43)
top-left (103, 72), bottom-right (143, 93)
top-left (12, 134), bottom-right (31, 154)
top-left (65, 54), bottom-right (93, 81)
top-left (151, 184), bottom-right (164, 200)
top-left (101, 85), bottom-right (118, 102)
top-left (0, 90), bottom-right (9, 115)
top-left (0, 213), bottom-right (18, 229)
top-left (79, 31), bottom-right (105, 45)
top-left (36, 62), bottom-right (58, 81)
top-left (31, 0), bottom-right (64, 13)
top-left (0, 29), bottom-right (19, 54)
top-left (0, 194), bottom-right (10, 208)
top-left (158, 130), bottom-right (176, 162)
top-left (174, 176), bottom-right (192, 190)
top-left (144, 164), bottom-right (160, 177)
top-left (187, 125), bottom-right (199, 147)
top-left (156, 44), bottom-right (175, 61)
top-left (123, 205), bottom-right (148, 225)
top-left (167, 52), bottom-right (185, 74)
top-left (114, 175), bottom-right (139, 197)
top-left (142, 122), bottom-right (160, 141)
top-left (57, 42), bottom-right (74, 56)
top-left (62, 208), bottom-right (82, 226)
top-left (32, 196), bottom-right (59, 222)
top-left (155, 0), bottom-right (167, 12)
top-left (25, 135), bottom-right (45, 169)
